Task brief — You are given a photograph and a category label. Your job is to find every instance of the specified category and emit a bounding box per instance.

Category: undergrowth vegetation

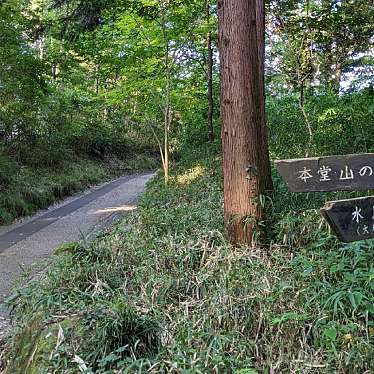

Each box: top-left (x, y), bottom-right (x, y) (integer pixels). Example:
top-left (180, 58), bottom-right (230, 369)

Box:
top-left (267, 90), bottom-right (374, 159)
top-left (3, 127), bottom-right (373, 372)
top-left (0, 152), bottom-right (158, 225)
top-left (1, 0), bottom-right (373, 370)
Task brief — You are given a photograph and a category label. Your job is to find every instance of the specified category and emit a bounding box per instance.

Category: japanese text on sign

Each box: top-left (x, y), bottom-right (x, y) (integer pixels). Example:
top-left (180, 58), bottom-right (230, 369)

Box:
top-left (298, 165), bottom-right (372, 183)
top-left (276, 154), bottom-right (374, 192)
top-left (321, 197), bottom-right (374, 242)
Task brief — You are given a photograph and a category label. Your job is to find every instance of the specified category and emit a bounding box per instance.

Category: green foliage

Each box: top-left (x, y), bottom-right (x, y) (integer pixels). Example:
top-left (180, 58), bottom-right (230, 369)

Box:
top-left (0, 155), bottom-right (158, 224)
top-left (0, 153), bottom-right (17, 188)
top-left (268, 0), bottom-right (374, 93)
top-left (267, 90), bottom-right (374, 159)
top-left (0, 0), bottom-right (164, 224)
top-left (1, 1), bottom-right (374, 371)
top-left (1, 0), bottom-right (161, 173)
top-left (5, 135), bottom-right (373, 372)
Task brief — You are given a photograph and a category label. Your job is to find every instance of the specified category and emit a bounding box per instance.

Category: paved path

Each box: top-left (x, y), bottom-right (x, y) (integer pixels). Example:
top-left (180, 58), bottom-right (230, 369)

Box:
top-left (0, 172), bottom-right (154, 333)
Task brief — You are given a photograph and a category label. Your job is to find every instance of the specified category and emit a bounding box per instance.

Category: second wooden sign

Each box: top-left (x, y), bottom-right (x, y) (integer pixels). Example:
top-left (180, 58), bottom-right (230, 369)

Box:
top-left (321, 196), bottom-right (374, 242)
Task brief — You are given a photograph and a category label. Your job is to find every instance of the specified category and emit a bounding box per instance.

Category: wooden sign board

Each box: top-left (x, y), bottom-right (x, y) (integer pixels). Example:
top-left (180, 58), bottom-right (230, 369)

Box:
top-left (275, 154), bottom-right (374, 192)
top-left (321, 196), bottom-right (374, 243)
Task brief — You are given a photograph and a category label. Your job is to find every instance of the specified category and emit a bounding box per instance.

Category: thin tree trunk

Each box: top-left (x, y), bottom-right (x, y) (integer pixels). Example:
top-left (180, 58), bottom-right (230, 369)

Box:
top-left (52, 65), bottom-right (57, 81)
top-left (206, 1), bottom-right (214, 142)
top-left (95, 65), bottom-right (100, 94)
top-left (164, 72), bottom-right (170, 184)
top-left (162, 8), bottom-right (170, 184)
top-left (37, 36), bottom-right (45, 60)
top-left (255, 0), bottom-right (273, 191)
top-left (334, 60), bottom-right (342, 94)
top-left (323, 50), bottom-right (334, 89)
top-left (299, 81), bottom-right (314, 156)
top-left (218, 0), bottom-right (271, 246)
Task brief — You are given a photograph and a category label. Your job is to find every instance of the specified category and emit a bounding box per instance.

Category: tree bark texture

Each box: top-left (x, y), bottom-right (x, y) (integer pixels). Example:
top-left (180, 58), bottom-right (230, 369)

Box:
top-left (218, 0), bottom-right (271, 245)
top-left (207, 2), bottom-right (214, 142)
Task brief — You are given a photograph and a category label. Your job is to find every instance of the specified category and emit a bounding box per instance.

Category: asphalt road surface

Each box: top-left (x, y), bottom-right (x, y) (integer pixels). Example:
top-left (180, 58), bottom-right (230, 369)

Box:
top-left (0, 172), bottom-right (154, 335)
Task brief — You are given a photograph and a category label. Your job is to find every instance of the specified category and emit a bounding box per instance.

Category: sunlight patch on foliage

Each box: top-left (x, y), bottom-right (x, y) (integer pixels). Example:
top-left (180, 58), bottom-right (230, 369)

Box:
top-left (175, 165), bottom-right (206, 186)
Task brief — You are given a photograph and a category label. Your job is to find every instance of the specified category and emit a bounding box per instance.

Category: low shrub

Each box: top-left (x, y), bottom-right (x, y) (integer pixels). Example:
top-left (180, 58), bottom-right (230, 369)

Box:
top-left (0, 153), bottom-right (18, 189)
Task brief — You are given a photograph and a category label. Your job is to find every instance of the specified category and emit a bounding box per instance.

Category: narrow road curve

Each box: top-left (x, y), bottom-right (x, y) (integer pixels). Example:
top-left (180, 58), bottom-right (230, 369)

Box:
top-left (0, 172), bottom-right (154, 320)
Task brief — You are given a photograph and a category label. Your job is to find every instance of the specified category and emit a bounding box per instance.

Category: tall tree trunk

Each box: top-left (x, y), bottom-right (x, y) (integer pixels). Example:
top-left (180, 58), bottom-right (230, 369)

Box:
top-left (255, 0), bottom-right (273, 191)
top-left (299, 80), bottom-right (314, 156)
top-left (218, 0), bottom-right (271, 246)
top-left (164, 59), bottom-right (170, 184)
top-left (206, 2), bottom-right (214, 142)
top-left (162, 6), bottom-right (170, 185)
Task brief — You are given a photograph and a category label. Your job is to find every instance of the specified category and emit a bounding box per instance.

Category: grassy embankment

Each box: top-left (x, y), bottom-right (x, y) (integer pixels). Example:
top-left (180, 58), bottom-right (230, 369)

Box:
top-left (2, 92), bottom-right (374, 372)
top-left (0, 152), bottom-right (158, 225)
top-left (3, 149), bottom-right (373, 372)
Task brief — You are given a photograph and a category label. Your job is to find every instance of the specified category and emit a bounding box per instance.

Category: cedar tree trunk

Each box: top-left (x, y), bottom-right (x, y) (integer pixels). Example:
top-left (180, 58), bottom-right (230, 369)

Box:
top-left (218, 0), bottom-right (272, 245)
top-left (255, 0), bottom-right (273, 191)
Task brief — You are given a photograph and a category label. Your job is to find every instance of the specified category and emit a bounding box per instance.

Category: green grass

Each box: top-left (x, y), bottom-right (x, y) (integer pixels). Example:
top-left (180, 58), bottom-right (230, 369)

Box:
top-left (0, 153), bottom-right (159, 225)
top-left (2, 142), bottom-right (373, 373)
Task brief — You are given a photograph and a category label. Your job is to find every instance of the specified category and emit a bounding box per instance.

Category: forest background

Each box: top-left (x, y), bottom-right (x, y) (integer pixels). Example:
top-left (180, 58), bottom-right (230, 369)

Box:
top-left (1, 0), bottom-right (372, 224)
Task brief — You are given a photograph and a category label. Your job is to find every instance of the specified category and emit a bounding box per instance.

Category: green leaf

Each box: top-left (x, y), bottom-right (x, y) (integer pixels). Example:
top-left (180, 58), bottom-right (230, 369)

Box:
top-left (353, 291), bottom-right (364, 308)
top-left (348, 291), bottom-right (357, 310)
top-left (271, 312), bottom-right (308, 325)
top-left (324, 327), bottom-right (337, 341)
top-left (234, 370), bottom-right (258, 374)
